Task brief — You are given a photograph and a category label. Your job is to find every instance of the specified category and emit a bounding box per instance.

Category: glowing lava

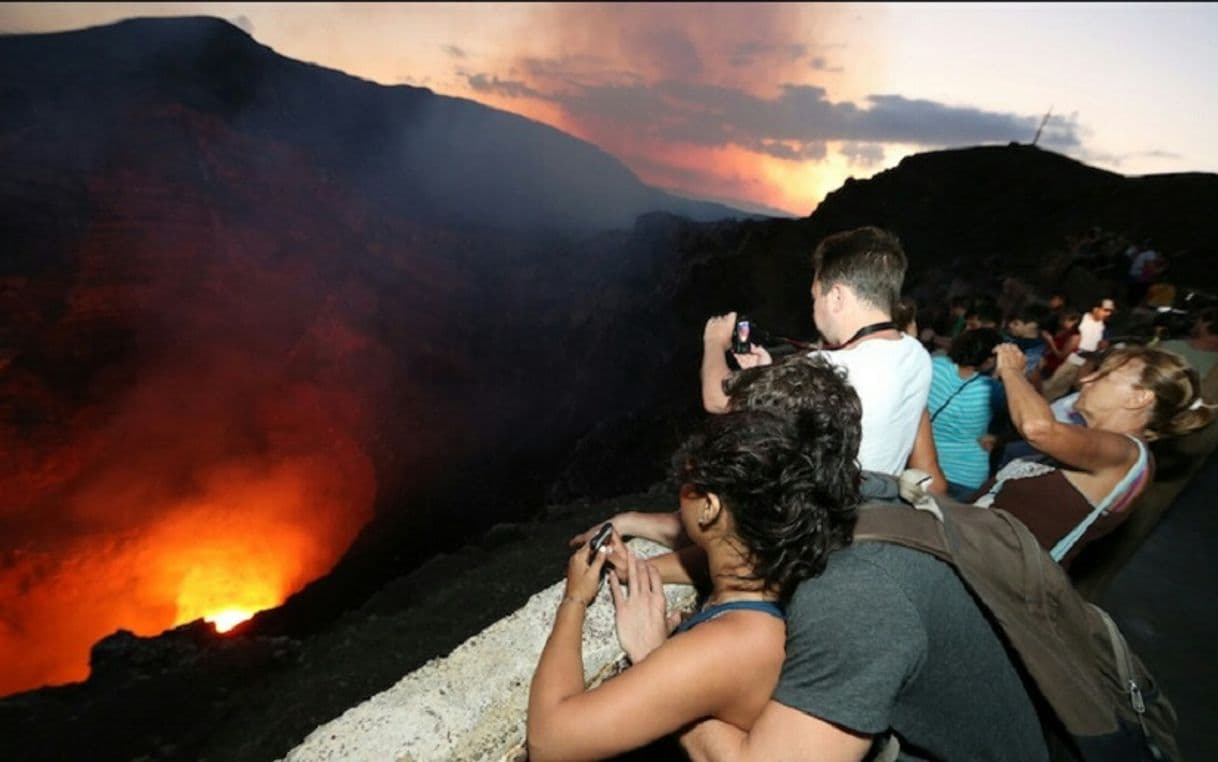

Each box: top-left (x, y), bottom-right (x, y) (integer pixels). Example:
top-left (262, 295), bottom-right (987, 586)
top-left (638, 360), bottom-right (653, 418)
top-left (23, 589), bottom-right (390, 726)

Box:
top-left (175, 560), bottom-right (282, 635)
top-left (206, 609), bottom-right (255, 633)
top-left (0, 443), bottom-right (376, 698)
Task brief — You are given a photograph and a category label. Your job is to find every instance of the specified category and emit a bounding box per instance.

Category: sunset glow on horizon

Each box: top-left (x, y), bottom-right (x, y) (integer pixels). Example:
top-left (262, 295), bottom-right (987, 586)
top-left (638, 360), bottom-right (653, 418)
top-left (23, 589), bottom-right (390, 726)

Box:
top-left (2, 2), bottom-right (1215, 216)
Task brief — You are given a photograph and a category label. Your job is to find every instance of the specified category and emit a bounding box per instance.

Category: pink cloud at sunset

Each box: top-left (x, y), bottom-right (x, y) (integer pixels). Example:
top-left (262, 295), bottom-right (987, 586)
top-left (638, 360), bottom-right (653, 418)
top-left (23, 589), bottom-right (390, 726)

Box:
top-left (2, 3), bottom-right (1215, 216)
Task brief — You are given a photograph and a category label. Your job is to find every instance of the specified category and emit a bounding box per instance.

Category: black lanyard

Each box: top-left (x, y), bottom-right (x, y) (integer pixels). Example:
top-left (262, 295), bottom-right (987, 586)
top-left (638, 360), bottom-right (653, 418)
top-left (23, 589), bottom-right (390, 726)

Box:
top-left (822, 321), bottom-right (897, 351)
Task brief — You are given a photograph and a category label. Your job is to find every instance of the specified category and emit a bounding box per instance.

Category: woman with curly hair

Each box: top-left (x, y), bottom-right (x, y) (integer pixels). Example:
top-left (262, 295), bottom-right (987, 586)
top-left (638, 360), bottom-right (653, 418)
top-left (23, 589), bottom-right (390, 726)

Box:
top-left (566, 354), bottom-right (866, 588)
top-left (527, 359), bottom-right (862, 761)
top-left (977, 342), bottom-right (1214, 566)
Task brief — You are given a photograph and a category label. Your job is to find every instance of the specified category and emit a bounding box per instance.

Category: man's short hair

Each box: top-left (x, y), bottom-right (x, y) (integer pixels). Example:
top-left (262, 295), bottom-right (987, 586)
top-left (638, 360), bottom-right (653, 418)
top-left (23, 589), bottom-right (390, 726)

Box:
top-left (893, 296), bottom-right (918, 331)
top-left (812, 226), bottom-right (907, 314)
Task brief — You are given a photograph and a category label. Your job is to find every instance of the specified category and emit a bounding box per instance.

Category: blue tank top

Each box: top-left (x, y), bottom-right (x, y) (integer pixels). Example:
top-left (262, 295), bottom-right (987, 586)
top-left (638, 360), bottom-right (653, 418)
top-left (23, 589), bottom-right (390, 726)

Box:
top-left (673, 600), bottom-right (785, 635)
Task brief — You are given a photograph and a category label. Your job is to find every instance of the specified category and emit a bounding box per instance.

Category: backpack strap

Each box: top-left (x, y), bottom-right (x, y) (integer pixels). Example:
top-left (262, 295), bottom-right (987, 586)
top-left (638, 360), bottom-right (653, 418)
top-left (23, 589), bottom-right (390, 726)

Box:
top-left (854, 470), bottom-right (953, 564)
top-left (929, 373), bottom-right (982, 423)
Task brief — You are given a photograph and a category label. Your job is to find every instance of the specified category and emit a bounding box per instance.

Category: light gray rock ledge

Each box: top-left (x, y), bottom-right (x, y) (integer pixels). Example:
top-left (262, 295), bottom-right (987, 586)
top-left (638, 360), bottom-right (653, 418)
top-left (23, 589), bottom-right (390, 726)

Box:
top-left (281, 540), bottom-right (696, 762)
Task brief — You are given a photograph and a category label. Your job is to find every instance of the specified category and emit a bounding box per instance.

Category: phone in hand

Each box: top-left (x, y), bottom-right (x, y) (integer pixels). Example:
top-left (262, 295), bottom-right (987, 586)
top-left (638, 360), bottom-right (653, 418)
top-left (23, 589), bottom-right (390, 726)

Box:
top-left (588, 522), bottom-right (614, 563)
top-left (732, 315), bottom-right (752, 354)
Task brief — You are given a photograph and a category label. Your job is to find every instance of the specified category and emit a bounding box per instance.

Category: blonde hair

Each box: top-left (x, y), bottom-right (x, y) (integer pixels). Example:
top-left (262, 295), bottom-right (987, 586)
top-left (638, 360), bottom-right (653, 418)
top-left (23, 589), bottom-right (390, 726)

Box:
top-left (1092, 346), bottom-right (1214, 440)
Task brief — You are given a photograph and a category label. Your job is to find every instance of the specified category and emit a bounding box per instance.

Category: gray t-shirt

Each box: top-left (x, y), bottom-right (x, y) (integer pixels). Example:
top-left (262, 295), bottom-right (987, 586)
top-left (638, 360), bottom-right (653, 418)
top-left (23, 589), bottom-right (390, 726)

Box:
top-left (774, 543), bottom-right (1049, 762)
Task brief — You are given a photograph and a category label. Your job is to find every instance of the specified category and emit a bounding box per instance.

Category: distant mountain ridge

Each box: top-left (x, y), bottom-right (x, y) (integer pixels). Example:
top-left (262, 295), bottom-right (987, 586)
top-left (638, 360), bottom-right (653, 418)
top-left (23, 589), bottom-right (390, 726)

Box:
top-left (0, 15), bottom-right (758, 235)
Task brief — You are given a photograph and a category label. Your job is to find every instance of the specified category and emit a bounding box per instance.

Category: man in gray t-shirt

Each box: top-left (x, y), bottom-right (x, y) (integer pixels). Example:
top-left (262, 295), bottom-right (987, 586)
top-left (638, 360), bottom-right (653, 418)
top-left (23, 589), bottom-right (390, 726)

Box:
top-left (682, 540), bottom-right (1049, 761)
top-left (774, 542), bottom-right (1048, 761)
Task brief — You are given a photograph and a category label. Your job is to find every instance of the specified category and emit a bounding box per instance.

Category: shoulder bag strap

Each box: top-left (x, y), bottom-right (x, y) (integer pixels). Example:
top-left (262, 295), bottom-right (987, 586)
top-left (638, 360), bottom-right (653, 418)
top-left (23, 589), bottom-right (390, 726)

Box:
top-left (930, 374), bottom-right (982, 423)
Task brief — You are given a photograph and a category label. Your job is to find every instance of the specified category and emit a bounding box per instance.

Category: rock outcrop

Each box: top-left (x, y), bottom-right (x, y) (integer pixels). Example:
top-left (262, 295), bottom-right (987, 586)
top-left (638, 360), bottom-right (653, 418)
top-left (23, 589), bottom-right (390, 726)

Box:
top-left (281, 539), bottom-right (694, 762)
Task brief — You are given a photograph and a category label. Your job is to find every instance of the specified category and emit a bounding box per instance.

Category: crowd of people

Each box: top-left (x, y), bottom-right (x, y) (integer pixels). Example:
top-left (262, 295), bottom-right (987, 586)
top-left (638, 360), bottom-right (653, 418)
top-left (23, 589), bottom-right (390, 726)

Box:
top-left (525, 226), bottom-right (1215, 761)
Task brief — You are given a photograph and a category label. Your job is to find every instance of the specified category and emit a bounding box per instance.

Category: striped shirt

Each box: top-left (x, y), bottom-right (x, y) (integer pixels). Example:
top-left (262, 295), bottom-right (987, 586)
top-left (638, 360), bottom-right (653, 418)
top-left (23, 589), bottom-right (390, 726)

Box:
top-left (928, 356), bottom-right (999, 490)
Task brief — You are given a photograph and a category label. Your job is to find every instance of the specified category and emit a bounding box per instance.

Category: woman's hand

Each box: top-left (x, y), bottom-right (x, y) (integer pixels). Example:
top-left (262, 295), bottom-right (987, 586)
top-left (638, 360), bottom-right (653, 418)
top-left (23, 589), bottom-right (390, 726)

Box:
top-left (609, 548), bottom-right (673, 663)
top-left (703, 312), bottom-right (736, 350)
top-left (734, 343), bottom-right (773, 369)
top-left (993, 342), bottom-right (1027, 378)
top-left (564, 537), bottom-right (610, 607)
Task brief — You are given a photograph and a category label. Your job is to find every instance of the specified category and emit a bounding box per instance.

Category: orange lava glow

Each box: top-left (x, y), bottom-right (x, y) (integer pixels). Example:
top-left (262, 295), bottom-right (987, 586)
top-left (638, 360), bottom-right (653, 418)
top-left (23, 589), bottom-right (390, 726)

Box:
top-left (0, 445), bottom-right (376, 697)
top-left (205, 609), bottom-right (256, 634)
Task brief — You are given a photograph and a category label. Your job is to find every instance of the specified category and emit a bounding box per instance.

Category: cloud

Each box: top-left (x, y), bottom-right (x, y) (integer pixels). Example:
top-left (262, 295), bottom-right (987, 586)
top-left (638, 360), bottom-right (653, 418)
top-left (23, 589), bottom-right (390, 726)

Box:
top-left (809, 55), bottom-right (843, 73)
top-left (840, 141), bottom-right (885, 167)
top-left (443, 44), bottom-right (466, 59)
top-left (465, 73), bottom-right (546, 100)
top-left (746, 139), bottom-right (828, 161)
top-left (473, 67), bottom-right (1082, 159)
top-left (631, 26), bottom-right (703, 79)
top-left (731, 41), bottom-right (808, 68)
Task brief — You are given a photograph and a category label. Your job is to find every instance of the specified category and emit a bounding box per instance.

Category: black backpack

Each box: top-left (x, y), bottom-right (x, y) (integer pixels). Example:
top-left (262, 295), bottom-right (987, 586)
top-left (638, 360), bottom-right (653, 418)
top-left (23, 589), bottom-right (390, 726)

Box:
top-left (854, 471), bottom-right (1179, 762)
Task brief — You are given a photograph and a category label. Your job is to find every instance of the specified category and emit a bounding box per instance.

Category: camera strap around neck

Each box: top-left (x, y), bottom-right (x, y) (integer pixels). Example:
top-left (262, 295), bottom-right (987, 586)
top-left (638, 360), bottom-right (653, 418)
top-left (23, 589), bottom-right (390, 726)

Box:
top-left (823, 321), bottom-right (898, 351)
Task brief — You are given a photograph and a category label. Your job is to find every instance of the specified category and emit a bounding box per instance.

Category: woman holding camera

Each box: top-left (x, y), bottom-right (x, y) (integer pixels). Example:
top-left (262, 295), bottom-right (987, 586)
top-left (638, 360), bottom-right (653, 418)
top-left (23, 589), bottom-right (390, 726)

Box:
top-left (527, 400), bottom-right (860, 761)
top-left (976, 342), bottom-right (1213, 566)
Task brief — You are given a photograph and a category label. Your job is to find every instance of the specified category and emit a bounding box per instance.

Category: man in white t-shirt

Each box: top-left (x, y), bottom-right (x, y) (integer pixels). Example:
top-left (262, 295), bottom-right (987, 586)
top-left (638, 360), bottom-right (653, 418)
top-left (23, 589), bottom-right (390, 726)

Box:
top-left (1078, 297), bottom-right (1114, 353)
top-left (701, 226), bottom-right (939, 480)
top-left (1042, 297), bottom-right (1115, 401)
top-left (569, 228), bottom-right (945, 559)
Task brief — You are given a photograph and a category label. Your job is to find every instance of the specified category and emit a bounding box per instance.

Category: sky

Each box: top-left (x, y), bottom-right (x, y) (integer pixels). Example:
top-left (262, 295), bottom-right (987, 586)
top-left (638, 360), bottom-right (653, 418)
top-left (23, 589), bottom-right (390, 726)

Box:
top-left (2, 2), bottom-right (1216, 216)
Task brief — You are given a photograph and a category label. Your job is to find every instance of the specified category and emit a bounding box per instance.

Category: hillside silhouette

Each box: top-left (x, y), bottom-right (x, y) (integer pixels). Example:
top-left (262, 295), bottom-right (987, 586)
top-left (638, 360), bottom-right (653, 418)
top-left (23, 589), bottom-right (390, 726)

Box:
top-left (2, 14), bottom-right (1218, 762)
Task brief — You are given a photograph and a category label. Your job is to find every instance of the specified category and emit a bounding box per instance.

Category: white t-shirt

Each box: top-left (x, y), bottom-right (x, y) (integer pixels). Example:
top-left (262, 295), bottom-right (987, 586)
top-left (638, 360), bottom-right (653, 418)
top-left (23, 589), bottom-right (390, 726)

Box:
top-left (812, 334), bottom-right (932, 475)
top-left (1078, 313), bottom-right (1106, 352)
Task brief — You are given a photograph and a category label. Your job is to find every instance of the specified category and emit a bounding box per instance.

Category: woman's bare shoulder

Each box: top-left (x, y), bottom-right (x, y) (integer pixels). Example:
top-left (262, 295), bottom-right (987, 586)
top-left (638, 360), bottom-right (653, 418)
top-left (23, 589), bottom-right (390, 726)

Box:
top-left (674, 609), bottom-right (786, 665)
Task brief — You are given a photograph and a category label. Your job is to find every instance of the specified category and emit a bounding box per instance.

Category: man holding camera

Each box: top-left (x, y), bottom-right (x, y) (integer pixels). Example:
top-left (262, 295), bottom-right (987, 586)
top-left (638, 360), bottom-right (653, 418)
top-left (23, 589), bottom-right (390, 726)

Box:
top-left (701, 226), bottom-right (944, 487)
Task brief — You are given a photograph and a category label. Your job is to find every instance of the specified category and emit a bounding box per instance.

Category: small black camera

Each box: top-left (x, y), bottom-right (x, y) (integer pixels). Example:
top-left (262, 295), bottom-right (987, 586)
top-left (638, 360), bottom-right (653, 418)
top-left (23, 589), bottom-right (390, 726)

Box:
top-left (588, 522), bottom-right (613, 563)
top-left (731, 315), bottom-right (752, 354)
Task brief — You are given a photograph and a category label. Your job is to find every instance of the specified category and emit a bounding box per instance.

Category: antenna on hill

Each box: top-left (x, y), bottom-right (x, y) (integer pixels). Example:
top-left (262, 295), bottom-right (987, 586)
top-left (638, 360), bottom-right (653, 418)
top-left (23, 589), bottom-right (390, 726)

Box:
top-left (1032, 106), bottom-right (1053, 147)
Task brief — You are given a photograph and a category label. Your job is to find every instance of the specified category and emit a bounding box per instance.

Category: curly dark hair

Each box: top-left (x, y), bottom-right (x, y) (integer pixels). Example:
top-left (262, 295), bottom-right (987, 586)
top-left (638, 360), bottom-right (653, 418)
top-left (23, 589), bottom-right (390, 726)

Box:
top-left (724, 353), bottom-right (863, 429)
top-left (673, 394), bottom-right (862, 602)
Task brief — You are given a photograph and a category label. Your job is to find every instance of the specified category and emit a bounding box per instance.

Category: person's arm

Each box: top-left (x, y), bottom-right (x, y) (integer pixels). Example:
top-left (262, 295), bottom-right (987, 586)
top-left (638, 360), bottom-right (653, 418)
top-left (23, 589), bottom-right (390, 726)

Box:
top-left (568, 513), bottom-right (699, 587)
top-left (527, 564), bottom-right (779, 760)
top-left (1040, 329), bottom-right (1060, 356)
top-left (1061, 332), bottom-right (1080, 357)
top-left (702, 313), bottom-right (737, 413)
top-left (569, 511), bottom-right (688, 550)
top-left (643, 544), bottom-right (708, 587)
top-left (701, 312), bottom-right (773, 413)
top-left (907, 409), bottom-right (949, 495)
top-left (528, 543), bottom-right (611, 760)
top-left (602, 527), bottom-right (707, 587)
top-left (993, 344), bottom-right (1137, 474)
top-left (680, 705), bottom-right (872, 762)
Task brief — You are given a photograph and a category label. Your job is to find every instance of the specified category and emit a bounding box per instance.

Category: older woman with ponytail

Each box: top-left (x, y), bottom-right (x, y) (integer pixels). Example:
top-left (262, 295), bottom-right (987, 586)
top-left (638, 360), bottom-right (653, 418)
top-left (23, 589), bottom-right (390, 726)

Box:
top-left (975, 343), bottom-right (1214, 567)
